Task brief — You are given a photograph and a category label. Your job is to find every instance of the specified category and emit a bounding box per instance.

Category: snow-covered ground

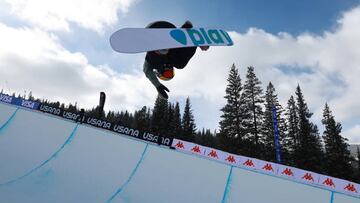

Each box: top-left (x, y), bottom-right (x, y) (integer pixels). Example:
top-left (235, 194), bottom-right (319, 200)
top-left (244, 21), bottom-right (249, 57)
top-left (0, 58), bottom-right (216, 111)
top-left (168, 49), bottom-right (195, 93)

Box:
top-left (0, 102), bottom-right (359, 203)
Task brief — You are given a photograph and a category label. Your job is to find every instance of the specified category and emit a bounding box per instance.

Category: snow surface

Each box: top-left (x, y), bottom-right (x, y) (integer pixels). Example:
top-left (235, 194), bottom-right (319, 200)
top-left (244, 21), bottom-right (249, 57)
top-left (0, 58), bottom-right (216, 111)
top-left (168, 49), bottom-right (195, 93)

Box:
top-left (0, 102), bottom-right (359, 203)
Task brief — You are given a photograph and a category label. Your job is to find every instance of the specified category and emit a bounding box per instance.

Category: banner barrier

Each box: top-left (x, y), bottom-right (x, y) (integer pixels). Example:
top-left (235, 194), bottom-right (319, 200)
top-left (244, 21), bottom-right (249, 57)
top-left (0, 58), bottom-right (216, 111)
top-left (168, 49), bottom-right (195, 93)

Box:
top-left (0, 93), bottom-right (13, 104)
top-left (257, 159), bottom-right (279, 175)
top-left (1, 95), bottom-right (358, 197)
top-left (0, 96), bottom-right (172, 147)
top-left (0, 93), bottom-right (40, 110)
top-left (37, 103), bottom-right (173, 147)
top-left (171, 139), bottom-right (360, 198)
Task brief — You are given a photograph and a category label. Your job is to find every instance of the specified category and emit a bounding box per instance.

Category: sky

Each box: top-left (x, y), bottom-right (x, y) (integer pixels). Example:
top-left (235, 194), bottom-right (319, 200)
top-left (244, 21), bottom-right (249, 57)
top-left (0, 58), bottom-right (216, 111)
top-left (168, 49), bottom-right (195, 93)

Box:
top-left (0, 0), bottom-right (360, 143)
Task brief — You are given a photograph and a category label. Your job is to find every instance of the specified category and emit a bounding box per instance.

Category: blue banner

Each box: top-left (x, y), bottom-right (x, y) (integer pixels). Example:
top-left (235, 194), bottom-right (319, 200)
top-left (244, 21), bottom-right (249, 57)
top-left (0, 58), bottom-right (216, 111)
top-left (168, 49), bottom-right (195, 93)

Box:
top-left (2, 94), bottom-right (172, 147)
top-left (0, 93), bottom-right (40, 110)
top-left (38, 103), bottom-right (173, 147)
top-left (0, 93), bottom-right (14, 104)
top-left (272, 106), bottom-right (281, 163)
top-left (13, 98), bottom-right (40, 110)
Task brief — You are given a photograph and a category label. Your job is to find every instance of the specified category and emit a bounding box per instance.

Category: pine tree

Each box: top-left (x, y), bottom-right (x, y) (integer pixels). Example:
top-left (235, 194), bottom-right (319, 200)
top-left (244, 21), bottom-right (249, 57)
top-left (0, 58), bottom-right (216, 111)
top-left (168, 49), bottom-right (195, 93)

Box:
top-left (262, 82), bottom-right (289, 163)
top-left (133, 106), bottom-right (151, 132)
top-left (322, 103), bottom-right (354, 180)
top-left (294, 85), bottom-right (324, 172)
top-left (285, 95), bottom-right (299, 165)
top-left (241, 66), bottom-right (264, 158)
top-left (167, 103), bottom-right (174, 138)
top-left (120, 110), bottom-right (133, 127)
top-left (151, 96), bottom-right (169, 136)
top-left (67, 103), bottom-right (77, 112)
top-left (197, 128), bottom-right (216, 148)
top-left (105, 111), bottom-right (115, 122)
top-left (171, 102), bottom-right (183, 140)
top-left (218, 64), bottom-right (247, 154)
top-left (182, 97), bottom-right (196, 142)
top-left (27, 91), bottom-right (35, 101)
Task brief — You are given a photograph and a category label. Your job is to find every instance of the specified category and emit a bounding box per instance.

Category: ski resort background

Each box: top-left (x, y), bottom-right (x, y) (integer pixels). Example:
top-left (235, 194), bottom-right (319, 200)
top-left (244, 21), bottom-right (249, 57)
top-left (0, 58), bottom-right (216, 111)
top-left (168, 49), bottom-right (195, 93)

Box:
top-left (1, 90), bottom-right (360, 198)
top-left (1, 65), bottom-right (359, 188)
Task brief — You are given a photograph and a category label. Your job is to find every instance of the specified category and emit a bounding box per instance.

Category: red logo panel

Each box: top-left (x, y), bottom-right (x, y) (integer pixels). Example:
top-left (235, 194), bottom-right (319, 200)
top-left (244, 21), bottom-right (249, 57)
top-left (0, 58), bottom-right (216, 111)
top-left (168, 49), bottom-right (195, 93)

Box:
top-left (175, 141), bottom-right (184, 149)
top-left (281, 168), bottom-right (294, 177)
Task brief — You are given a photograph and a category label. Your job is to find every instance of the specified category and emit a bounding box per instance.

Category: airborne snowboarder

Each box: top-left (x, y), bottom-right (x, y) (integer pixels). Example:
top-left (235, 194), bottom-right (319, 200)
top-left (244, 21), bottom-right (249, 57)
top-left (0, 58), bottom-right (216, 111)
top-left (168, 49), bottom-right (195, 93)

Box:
top-left (143, 21), bottom-right (209, 99)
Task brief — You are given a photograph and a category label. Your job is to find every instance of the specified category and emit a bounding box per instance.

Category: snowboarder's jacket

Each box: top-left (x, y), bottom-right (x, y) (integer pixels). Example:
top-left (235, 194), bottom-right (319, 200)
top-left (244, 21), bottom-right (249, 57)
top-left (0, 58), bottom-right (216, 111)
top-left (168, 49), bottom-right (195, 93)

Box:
top-left (144, 21), bottom-right (197, 87)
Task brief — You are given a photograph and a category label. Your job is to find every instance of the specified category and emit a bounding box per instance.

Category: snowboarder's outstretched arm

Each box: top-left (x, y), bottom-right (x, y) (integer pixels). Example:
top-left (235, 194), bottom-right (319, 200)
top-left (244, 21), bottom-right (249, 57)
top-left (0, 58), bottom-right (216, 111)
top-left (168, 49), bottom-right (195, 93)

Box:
top-left (143, 60), bottom-right (161, 88)
top-left (143, 61), bottom-right (170, 99)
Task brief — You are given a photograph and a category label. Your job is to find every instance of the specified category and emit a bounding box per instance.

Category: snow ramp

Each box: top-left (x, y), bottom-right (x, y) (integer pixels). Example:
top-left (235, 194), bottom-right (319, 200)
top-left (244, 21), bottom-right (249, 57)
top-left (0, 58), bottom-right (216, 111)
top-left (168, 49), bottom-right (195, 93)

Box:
top-left (0, 99), bottom-right (359, 203)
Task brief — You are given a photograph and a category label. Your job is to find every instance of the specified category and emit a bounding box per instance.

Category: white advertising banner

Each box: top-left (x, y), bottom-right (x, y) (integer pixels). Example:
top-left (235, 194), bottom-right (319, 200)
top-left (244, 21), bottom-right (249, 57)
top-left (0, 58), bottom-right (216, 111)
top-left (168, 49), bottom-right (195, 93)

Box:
top-left (222, 153), bottom-right (242, 166)
top-left (256, 159), bottom-right (279, 175)
top-left (318, 175), bottom-right (359, 197)
top-left (172, 139), bottom-right (206, 155)
top-left (238, 155), bottom-right (259, 171)
top-left (188, 143), bottom-right (207, 156)
top-left (204, 147), bottom-right (229, 163)
top-left (172, 138), bottom-right (360, 198)
top-left (294, 168), bottom-right (320, 185)
top-left (277, 164), bottom-right (297, 180)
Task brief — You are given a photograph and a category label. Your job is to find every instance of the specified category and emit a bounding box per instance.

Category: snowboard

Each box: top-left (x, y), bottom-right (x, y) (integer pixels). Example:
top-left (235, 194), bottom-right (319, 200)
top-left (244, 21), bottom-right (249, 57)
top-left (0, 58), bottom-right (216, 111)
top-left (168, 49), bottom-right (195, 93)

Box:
top-left (110, 27), bottom-right (233, 53)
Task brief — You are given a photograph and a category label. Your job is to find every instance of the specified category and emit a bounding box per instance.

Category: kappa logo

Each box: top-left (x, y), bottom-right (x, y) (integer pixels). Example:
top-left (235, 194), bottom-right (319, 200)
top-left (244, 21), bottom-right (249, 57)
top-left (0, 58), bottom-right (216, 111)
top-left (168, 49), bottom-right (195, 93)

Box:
top-left (191, 146), bottom-right (201, 154)
top-left (262, 164), bottom-right (274, 172)
top-left (302, 173), bottom-right (315, 182)
top-left (175, 141), bottom-right (185, 149)
top-left (281, 168), bottom-right (294, 177)
top-left (208, 150), bottom-right (219, 158)
top-left (243, 159), bottom-right (255, 168)
top-left (170, 28), bottom-right (233, 46)
top-left (323, 178), bottom-right (336, 188)
top-left (225, 155), bottom-right (236, 163)
top-left (344, 183), bottom-right (358, 193)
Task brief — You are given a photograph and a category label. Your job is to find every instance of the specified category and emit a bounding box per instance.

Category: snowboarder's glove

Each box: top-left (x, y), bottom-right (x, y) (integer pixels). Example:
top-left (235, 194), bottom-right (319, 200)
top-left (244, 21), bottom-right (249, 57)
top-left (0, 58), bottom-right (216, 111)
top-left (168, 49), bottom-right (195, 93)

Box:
top-left (156, 84), bottom-right (170, 99)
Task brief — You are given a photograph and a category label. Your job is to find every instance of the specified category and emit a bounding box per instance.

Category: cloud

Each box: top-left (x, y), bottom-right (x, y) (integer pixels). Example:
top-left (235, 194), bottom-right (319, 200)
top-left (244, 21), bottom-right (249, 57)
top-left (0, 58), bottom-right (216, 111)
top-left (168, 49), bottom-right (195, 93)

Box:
top-left (2, 0), bottom-right (138, 32)
top-left (344, 125), bottom-right (360, 144)
top-left (0, 23), bottom-right (156, 112)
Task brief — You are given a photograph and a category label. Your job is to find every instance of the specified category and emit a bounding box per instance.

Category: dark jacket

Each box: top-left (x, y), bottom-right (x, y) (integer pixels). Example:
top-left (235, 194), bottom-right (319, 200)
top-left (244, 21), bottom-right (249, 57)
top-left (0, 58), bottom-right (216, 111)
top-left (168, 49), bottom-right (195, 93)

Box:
top-left (145, 21), bottom-right (196, 70)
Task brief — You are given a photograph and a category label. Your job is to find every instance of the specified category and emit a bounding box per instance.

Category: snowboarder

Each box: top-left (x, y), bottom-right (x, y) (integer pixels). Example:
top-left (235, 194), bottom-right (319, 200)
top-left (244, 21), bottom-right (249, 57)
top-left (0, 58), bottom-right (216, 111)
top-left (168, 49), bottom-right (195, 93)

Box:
top-left (143, 20), bottom-right (209, 99)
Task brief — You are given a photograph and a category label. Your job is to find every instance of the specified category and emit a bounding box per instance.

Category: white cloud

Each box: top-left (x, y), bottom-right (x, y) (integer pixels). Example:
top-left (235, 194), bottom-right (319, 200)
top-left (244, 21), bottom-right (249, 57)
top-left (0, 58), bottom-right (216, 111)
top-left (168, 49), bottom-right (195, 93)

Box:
top-left (344, 125), bottom-right (360, 144)
top-left (2, 0), bottom-right (138, 32)
top-left (0, 23), bottom-right (155, 112)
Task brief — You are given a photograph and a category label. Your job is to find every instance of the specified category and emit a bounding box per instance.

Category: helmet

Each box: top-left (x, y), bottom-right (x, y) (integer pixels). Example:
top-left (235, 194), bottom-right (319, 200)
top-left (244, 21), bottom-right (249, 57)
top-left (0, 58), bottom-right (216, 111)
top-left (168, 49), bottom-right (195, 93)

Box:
top-left (155, 67), bottom-right (175, 81)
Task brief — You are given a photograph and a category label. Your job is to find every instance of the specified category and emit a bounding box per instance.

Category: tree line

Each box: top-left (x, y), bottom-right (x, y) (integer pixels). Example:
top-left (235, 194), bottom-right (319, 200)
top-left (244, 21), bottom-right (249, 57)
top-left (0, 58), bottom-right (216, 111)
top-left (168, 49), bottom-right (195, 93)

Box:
top-left (2, 64), bottom-right (359, 183)
top-left (217, 64), bottom-right (359, 183)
